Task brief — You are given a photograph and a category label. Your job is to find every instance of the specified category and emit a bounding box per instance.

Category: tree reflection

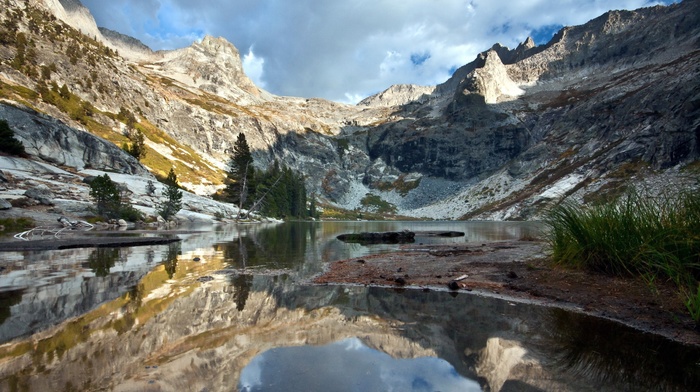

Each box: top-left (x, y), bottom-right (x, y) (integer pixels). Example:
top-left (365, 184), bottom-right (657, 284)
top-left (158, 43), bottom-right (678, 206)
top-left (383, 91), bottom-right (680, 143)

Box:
top-left (548, 308), bottom-right (700, 390)
top-left (0, 289), bottom-right (23, 326)
top-left (162, 242), bottom-right (181, 279)
top-left (87, 248), bottom-right (120, 277)
top-left (232, 274), bottom-right (253, 312)
top-left (217, 222), bottom-right (313, 270)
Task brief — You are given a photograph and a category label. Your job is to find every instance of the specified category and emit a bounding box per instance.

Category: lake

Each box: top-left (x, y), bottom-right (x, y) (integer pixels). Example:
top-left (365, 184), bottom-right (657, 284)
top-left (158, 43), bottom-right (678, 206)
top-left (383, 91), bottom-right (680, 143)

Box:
top-left (0, 221), bottom-right (698, 391)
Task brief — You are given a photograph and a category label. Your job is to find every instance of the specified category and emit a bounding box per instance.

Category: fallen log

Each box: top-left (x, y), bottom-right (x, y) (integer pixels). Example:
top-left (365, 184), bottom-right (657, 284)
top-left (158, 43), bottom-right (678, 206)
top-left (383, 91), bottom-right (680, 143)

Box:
top-left (336, 231), bottom-right (415, 245)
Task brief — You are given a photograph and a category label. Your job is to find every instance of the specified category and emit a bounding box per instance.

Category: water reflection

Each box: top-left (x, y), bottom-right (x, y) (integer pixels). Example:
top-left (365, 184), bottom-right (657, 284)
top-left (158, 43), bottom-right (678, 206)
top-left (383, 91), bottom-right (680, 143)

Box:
top-left (163, 242), bottom-right (180, 279)
top-left (548, 308), bottom-right (700, 390)
top-left (0, 221), bottom-right (697, 392)
top-left (239, 337), bottom-right (480, 392)
top-left (216, 222), bottom-right (316, 271)
top-left (86, 247), bottom-right (120, 277)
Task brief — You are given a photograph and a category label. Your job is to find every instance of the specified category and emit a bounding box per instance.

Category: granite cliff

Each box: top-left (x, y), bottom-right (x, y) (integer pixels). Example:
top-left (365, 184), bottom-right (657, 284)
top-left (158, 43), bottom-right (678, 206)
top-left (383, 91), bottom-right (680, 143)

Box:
top-left (0, 0), bottom-right (698, 221)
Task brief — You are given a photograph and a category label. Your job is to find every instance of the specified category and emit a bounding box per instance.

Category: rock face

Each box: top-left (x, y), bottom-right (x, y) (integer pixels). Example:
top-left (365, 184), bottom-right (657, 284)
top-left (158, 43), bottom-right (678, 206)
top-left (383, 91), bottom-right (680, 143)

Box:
top-left (1, 0), bottom-right (698, 220)
top-left (99, 27), bottom-right (155, 61)
top-left (0, 104), bottom-right (151, 176)
top-left (53, 0), bottom-right (102, 40)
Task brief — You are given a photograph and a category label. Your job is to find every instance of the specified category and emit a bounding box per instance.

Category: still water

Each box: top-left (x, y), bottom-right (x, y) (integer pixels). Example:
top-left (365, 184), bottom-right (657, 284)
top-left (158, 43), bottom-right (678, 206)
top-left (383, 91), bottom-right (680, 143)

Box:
top-left (0, 221), bottom-right (698, 391)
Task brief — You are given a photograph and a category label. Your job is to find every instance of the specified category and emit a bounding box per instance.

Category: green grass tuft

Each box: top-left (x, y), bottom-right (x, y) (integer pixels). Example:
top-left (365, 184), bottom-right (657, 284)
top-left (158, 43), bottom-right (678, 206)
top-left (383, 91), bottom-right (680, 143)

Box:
top-left (544, 190), bottom-right (700, 322)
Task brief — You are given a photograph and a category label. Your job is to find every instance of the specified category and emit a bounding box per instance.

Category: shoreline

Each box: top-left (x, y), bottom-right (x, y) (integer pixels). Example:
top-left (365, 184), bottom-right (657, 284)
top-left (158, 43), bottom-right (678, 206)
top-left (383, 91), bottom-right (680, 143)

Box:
top-left (312, 241), bottom-right (700, 347)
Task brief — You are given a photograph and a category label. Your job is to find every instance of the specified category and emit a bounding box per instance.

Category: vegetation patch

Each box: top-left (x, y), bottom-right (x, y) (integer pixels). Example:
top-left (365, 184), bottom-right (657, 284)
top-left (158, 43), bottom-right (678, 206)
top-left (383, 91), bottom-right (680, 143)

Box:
top-left (360, 193), bottom-right (398, 215)
top-left (0, 217), bottom-right (35, 233)
top-left (374, 175), bottom-right (421, 196)
top-left (544, 190), bottom-right (700, 323)
top-left (582, 181), bottom-right (628, 205)
top-left (607, 160), bottom-right (649, 179)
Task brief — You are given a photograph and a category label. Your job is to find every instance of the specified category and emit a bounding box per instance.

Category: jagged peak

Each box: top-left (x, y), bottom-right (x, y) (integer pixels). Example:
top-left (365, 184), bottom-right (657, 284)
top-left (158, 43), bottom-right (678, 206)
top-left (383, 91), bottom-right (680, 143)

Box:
top-left (519, 37), bottom-right (535, 50)
top-left (358, 84), bottom-right (436, 107)
top-left (194, 35), bottom-right (241, 56)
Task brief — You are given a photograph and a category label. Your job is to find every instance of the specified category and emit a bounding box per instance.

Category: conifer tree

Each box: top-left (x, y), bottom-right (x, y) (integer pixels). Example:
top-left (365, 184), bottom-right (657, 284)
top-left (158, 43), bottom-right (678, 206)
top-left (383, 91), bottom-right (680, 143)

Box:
top-left (89, 174), bottom-right (121, 218)
top-left (158, 168), bottom-right (183, 221)
top-left (225, 133), bottom-right (255, 206)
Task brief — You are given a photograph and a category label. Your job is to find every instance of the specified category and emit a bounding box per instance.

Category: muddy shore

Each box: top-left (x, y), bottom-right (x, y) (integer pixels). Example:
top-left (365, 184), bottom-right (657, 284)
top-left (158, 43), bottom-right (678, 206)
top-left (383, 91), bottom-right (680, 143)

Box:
top-left (313, 241), bottom-right (700, 347)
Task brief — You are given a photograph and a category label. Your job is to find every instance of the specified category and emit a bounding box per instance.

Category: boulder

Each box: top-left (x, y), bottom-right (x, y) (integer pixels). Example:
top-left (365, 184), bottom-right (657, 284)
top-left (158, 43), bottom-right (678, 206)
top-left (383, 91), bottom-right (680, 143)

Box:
top-left (0, 198), bottom-right (11, 210)
top-left (25, 185), bottom-right (55, 206)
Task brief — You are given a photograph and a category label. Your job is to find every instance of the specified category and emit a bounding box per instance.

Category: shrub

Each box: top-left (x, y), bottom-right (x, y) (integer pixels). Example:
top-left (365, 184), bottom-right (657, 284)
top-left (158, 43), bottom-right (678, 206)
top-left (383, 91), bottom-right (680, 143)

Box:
top-left (0, 217), bottom-right (34, 232)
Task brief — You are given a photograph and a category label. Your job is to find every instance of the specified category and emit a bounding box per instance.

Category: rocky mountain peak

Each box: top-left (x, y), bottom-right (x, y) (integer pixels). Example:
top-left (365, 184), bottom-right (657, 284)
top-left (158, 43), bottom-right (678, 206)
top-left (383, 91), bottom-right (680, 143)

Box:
top-left (460, 49), bottom-right (524, 104)
top-left (2, 0), bottom-right (698, 223)
top-left (520, 36), bottom-right (535, 50)
top-left (148, 35), bottom-right (268, 103)
top-left (358, 84), bottom-right (436, 107)
top-left (198, 35), bottom-right (242, 57)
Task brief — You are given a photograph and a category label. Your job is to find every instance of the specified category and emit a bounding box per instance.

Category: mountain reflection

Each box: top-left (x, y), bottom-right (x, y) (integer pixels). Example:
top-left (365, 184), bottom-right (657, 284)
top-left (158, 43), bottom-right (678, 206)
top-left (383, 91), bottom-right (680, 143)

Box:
top-left (0, 222), bottom-right (697, 392)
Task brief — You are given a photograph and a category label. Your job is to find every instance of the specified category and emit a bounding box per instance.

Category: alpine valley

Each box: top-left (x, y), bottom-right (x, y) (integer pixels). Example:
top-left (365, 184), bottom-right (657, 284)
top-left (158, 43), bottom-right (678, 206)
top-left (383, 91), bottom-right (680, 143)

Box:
top-left (1, 0), bottom-right (699, 222)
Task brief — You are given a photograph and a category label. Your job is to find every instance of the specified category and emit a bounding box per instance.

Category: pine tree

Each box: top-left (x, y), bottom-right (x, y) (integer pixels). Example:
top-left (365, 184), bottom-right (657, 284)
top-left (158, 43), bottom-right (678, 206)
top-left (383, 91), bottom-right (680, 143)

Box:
top-left (225, 133), bottom-right (255, 205)
top-left (89, 174), bottom-right (121, 218)
top-left (158, 168), bottom-right (183, 221)
top-left (122, 128), bottom-right (147, 161)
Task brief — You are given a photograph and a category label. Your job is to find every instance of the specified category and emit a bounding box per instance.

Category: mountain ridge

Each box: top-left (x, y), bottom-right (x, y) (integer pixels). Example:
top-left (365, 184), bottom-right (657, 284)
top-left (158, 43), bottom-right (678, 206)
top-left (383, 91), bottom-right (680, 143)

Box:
top-left (0, 0), bottom-right (697, 221)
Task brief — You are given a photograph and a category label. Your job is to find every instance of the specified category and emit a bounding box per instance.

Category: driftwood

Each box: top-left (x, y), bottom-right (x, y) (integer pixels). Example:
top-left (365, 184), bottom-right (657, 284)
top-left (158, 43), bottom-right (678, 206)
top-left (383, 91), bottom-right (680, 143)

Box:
top-left (14, 216), bottom-right (94, 241)
top-left (337, 231), bottom-right (415, 245)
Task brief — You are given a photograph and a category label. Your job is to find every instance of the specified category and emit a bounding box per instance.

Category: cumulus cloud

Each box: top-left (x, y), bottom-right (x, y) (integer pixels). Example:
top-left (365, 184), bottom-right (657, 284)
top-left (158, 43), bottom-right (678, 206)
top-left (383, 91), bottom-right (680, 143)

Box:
top-left (80, 0), bottom-right (679, 103)
top-left (242, 47), bottom-right (266, 89)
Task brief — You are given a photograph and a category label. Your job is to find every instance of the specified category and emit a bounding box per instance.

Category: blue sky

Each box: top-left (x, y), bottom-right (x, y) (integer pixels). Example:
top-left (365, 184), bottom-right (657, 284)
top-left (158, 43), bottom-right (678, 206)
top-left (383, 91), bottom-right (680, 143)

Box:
top-left (79, 0), bottom-right (679, 103)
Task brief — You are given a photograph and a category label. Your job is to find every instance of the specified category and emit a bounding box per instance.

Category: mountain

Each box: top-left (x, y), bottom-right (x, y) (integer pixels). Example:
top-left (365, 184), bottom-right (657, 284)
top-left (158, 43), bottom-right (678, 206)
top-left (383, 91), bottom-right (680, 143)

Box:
top-left (0, 0), bottom-right (698, 222)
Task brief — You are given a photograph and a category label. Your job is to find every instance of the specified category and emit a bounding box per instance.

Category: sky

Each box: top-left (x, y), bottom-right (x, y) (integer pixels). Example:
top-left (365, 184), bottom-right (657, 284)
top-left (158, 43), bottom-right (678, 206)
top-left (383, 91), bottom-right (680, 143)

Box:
top-left (79, 0), bottom-right (679, 104)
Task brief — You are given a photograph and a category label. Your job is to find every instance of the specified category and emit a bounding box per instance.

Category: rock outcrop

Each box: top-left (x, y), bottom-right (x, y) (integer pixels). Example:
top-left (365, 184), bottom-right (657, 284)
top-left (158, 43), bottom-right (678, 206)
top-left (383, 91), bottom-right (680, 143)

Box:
top-left (0, 103), bottom-right (150, 176)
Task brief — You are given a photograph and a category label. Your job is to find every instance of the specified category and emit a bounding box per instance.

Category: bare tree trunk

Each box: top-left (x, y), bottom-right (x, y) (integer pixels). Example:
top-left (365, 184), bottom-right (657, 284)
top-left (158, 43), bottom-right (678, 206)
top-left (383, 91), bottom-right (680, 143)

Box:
top-left (236, 163), bottom-right (249, 221)
top-left (246, 174), bottom-right (282, 219)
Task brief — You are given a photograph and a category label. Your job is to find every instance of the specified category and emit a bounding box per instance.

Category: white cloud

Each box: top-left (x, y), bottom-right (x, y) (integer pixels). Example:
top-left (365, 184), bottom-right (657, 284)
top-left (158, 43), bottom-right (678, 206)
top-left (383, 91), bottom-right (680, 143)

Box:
top-left (80, 0), bottom-right (680, 104)
top-left (242, 47), bottom-right (267, 89)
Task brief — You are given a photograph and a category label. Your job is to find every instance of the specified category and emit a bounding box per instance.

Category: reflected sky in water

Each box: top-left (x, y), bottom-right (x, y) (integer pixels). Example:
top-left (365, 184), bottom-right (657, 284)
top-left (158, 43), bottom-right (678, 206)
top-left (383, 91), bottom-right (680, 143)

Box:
top-left (240, 338), bottom-right (480, 392)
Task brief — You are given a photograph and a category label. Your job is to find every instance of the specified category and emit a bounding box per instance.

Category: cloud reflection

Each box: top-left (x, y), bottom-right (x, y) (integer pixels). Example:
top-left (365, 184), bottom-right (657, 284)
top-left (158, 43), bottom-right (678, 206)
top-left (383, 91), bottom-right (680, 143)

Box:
top-left (239, 337), bottom-right (479, 391)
